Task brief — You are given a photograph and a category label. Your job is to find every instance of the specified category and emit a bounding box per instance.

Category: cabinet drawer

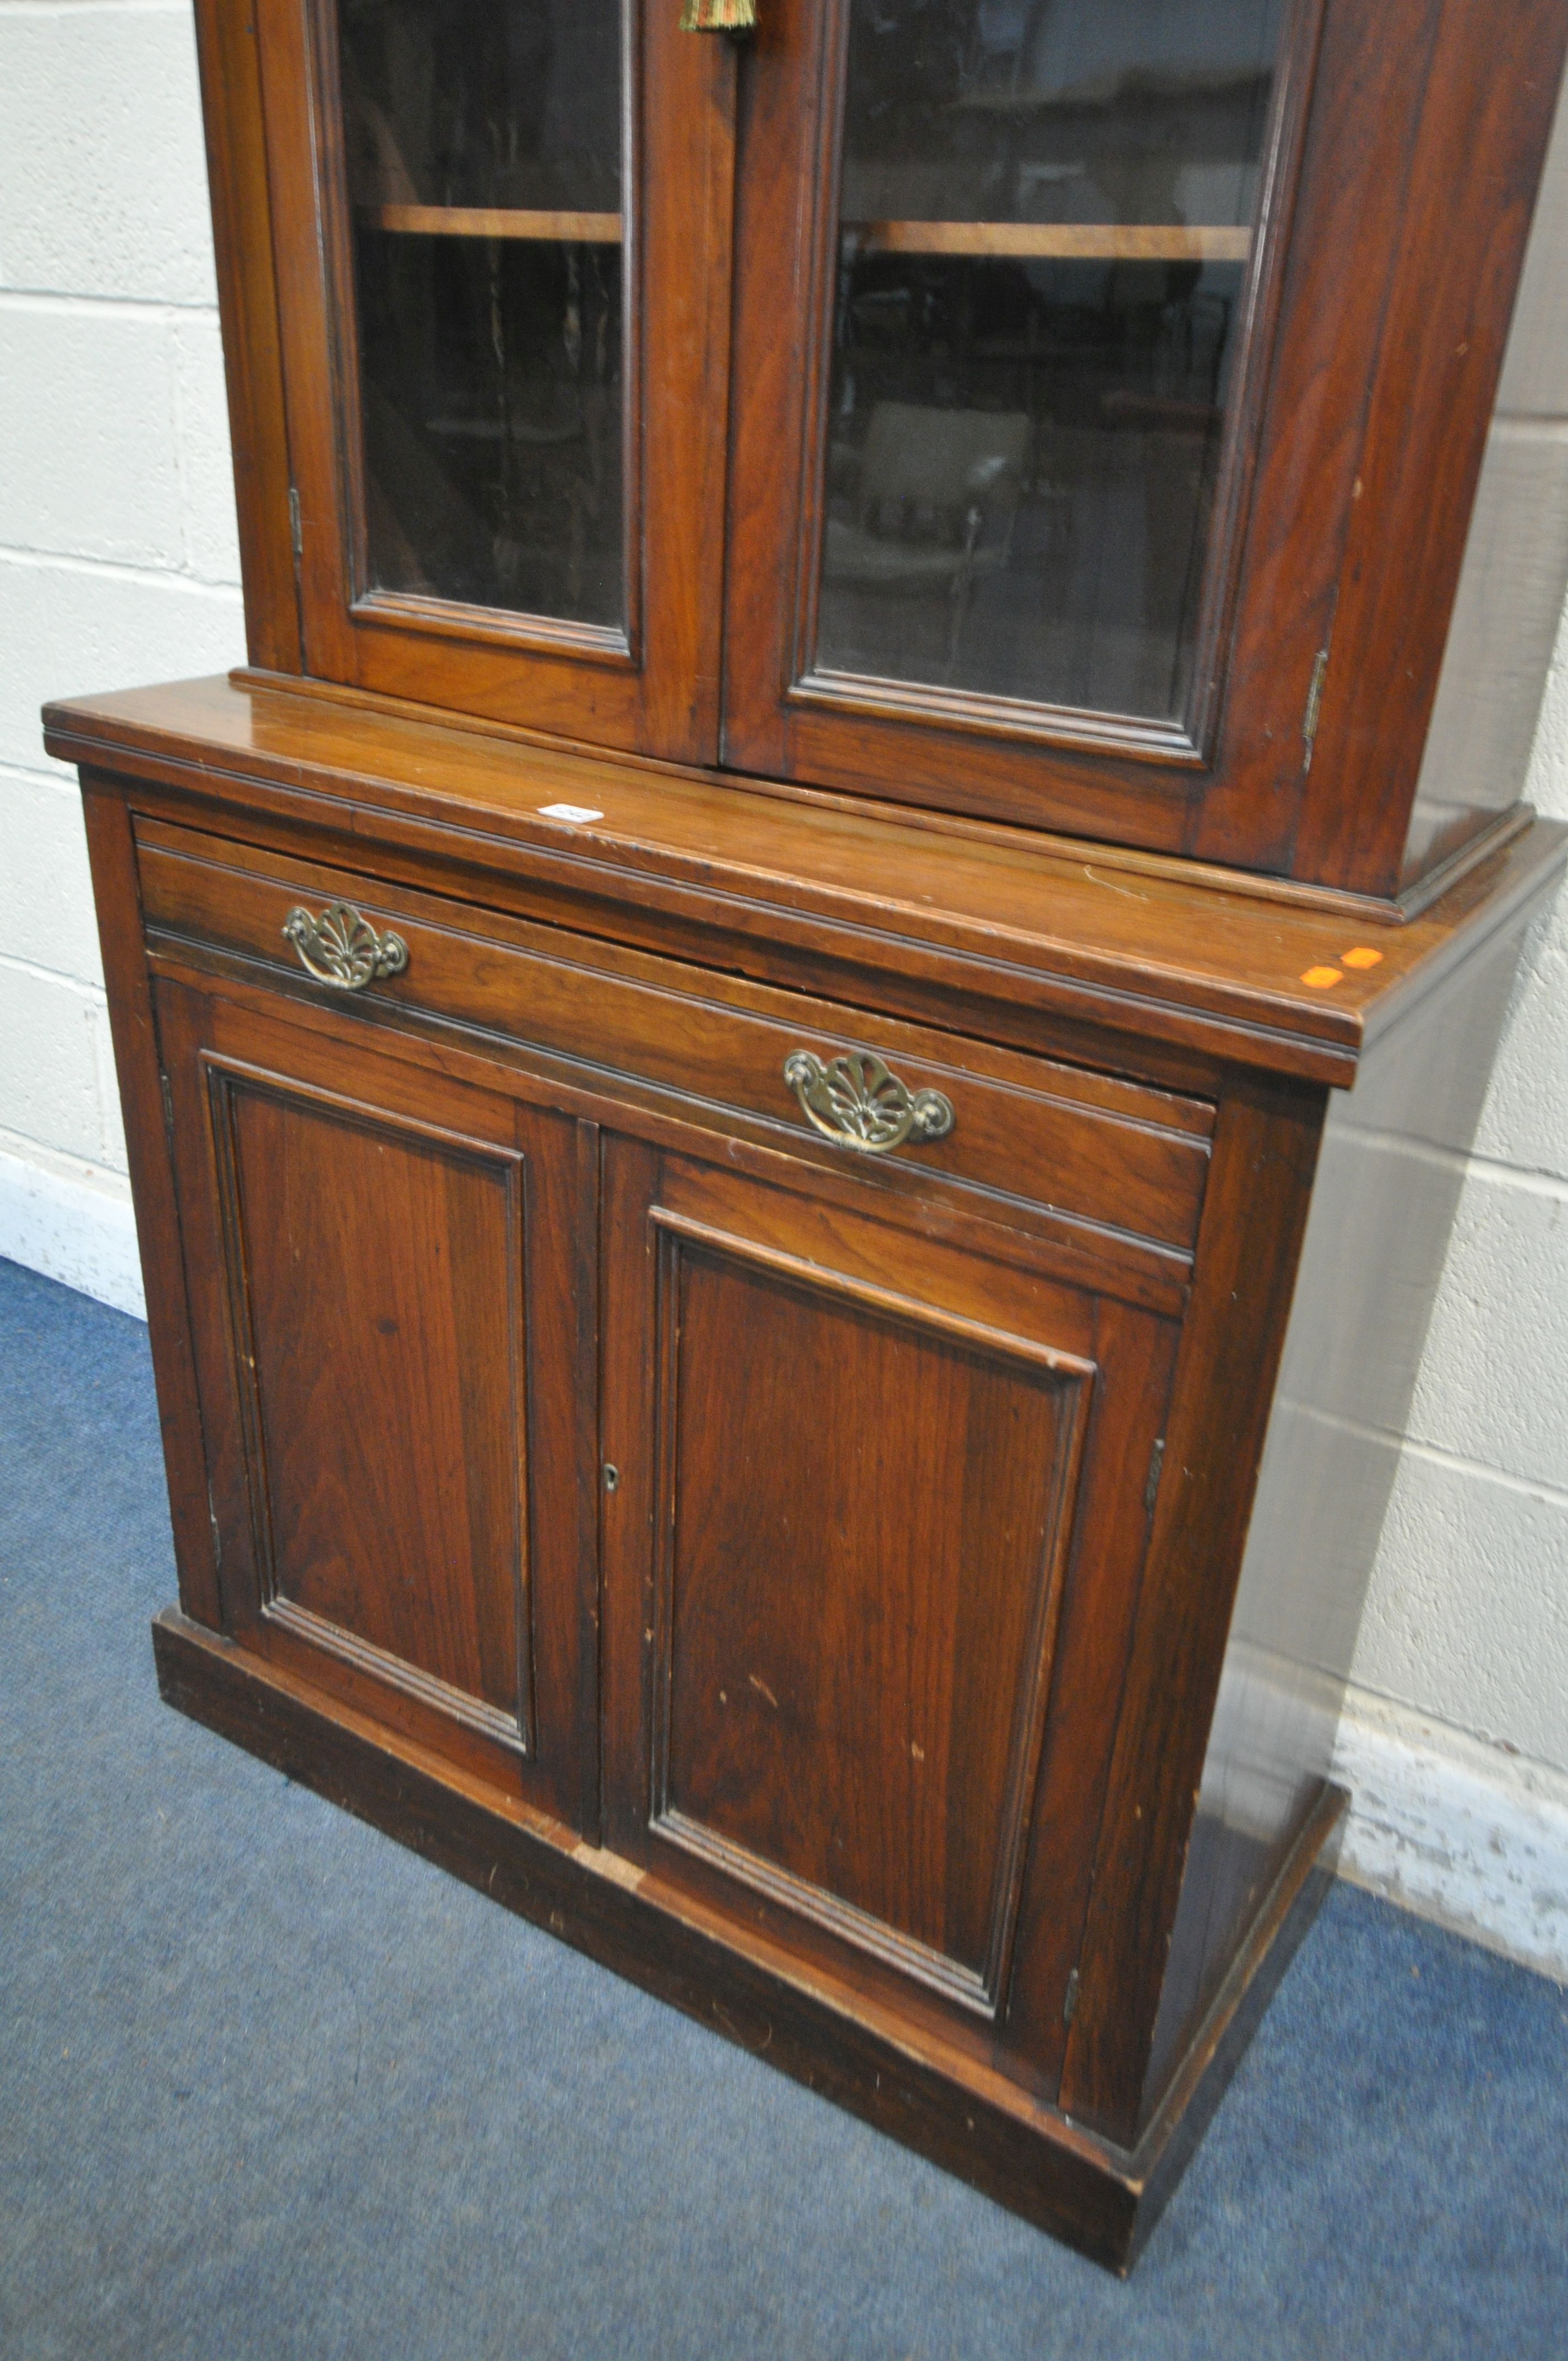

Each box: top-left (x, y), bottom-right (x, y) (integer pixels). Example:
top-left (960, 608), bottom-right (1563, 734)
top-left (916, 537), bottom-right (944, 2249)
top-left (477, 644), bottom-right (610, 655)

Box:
top-left (135, 817), bottom-right (1214, 1259)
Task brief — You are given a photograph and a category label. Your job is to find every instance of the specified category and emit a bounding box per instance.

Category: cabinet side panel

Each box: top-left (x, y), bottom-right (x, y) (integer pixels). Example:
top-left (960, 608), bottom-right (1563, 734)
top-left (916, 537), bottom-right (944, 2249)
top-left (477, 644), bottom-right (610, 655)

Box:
top-left (1401, 67), bottom-right (1568, 889)
top-left (79, 779), bottom-right (224, 1626)
top-left (1142, 897), bottom-right (1544, 2112)
top-left (193, 0), bottom-right (302, 674)
top-left (1058, 1076), bottom-right (1323, 2146)
top-left (1290, 0), bottom-right (1568, 896)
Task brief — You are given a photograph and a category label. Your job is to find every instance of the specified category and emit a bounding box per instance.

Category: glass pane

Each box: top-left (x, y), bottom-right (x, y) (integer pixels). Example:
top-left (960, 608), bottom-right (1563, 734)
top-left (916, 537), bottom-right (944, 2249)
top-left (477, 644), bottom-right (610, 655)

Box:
top-left (818, 0), bottom-right (1287, 721)
top-left (339, 0), bottom-right (624, 628)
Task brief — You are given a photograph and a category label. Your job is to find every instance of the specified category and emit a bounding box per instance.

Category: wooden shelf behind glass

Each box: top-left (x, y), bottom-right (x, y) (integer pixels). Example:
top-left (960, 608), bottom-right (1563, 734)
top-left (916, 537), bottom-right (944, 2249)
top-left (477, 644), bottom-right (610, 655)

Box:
top-left (358, 204), bottom-right (623, 242)
top-left (356, 207), bottom-right (1249, 264)
top-left (843, 222), bottom-right (1252, 262)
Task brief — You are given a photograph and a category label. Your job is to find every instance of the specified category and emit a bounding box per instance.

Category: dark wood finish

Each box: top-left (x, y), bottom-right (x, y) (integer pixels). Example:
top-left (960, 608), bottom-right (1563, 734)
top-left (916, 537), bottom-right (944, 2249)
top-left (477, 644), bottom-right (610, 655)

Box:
top-left (154, 982), bottom-right (598, 1824)
top-left (720, 0), bottom-right (1568, 897)
top-left (45, 699), bottom-right (1566, 2262)
top-left (78, 786), bottom-right (224, 1628)
top-left (1298, 0), bottom-right (1568, 895)
top-left (247, 0), bottom-right (735, 759)
top-left (1140, 885), bottom-right (1549, 2118)
top-left (43, 0), bottom-right (1568, 2266)
top-left (1124, 1778), bottom-right (1346, 2267)
top-left (132, 813), bottom-right (1216, 1264)
top-left (1058, 1075), bottom-right (1325, 2141)
top-left (601, 1141), bottom-right (1182, 2069)
top-left (150, 1602), bottom-right (1346, 2274)
top-left (190, 0), bottom-right (301, 675)
top-left (44, 682), bottom-right (1568, 1094)
top-left (183, 0), bottom-right (1568, 894)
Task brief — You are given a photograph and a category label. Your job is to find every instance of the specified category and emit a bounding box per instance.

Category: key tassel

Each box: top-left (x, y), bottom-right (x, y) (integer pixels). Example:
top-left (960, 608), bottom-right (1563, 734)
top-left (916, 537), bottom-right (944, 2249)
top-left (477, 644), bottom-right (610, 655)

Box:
top-left (680, 0), bottom-right (756, 30)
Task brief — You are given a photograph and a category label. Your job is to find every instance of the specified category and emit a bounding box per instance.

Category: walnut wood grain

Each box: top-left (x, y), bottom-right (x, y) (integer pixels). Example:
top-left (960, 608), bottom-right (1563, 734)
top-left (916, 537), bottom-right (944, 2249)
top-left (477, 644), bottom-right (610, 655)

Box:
top-left (600, 1140), bottom-right (1182, 2084)
top-left (1059, 1074), bottom-right (1326, 2143)
top-left (190, 0), bottom-right (301, 674)
top-left (46, 0), bottom-right (1568, 2275)
top-left (238, 0), bottom-right (734, 758)
top-left (1297, 0), bottom-right (1568, 894)
top-left (43, 681), bottom-right (1568, 1092)
top-left (719, 0), bottom-right (1567, 895)
top-left (133, 814), bottom-right (1216, 1263)
top-left (78, 786), bottom-right (224, 1628)
top-left (154, 981), bottom-right (598, 1826)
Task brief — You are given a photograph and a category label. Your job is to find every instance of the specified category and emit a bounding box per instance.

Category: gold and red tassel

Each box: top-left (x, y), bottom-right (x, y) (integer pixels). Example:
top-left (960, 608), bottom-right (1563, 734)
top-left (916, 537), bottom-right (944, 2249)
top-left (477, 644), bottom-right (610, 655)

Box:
top-left (679, 0), bottom-right (757, 31)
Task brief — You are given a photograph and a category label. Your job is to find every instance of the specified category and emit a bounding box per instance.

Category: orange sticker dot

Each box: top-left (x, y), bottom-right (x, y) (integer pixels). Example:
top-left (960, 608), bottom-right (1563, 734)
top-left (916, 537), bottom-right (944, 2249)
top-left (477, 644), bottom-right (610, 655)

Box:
top-left (1341, 945), bottom-right (1384, 971)
top-left (1301, 965), bottom-right (1343, 989)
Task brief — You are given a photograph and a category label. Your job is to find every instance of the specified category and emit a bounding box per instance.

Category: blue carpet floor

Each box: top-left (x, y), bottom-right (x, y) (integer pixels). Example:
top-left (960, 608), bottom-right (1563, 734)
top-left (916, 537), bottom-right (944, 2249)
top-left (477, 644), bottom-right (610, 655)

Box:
top-left (3, 1254), bottom-right (1566, 2360)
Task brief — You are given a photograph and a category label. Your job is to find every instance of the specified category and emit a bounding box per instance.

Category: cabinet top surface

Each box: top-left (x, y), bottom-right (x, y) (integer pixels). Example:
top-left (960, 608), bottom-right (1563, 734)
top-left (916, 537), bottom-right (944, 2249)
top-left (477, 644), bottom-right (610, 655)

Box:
top-left (44, 674), bottom-right (1567, 1088)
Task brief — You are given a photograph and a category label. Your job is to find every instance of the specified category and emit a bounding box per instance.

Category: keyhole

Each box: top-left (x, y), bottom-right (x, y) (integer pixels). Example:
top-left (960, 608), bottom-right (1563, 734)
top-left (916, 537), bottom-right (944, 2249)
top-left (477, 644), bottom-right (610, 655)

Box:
top-left (602, 1464), bottom-right (619, 1493)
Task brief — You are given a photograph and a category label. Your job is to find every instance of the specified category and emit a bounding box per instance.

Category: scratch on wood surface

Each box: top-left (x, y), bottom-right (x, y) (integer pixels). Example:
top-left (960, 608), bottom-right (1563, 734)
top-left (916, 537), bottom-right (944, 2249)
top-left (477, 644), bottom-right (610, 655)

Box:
top-left (1084, 864), bottom-right (1151, 904)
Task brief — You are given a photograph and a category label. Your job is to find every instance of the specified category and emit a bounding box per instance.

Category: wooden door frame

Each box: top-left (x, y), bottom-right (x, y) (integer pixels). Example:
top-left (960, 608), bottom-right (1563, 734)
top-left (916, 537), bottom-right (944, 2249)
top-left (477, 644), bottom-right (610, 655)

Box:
top-left (215, 0), bottom-right (737, 762)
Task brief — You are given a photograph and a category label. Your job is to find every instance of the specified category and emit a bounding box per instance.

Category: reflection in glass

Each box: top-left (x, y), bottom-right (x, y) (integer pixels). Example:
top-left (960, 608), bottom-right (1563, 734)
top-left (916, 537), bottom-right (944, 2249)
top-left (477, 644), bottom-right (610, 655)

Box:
top-left (339, 0), bottom-right (624, 627)
top-left (818, 0), bottom-right (1286, 720)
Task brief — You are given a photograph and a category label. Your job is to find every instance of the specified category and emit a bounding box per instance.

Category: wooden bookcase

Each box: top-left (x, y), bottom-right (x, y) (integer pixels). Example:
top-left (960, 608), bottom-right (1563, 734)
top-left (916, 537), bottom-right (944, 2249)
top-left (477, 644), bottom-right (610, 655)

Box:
top-left (43, 0), bottom-right (1568, 2270)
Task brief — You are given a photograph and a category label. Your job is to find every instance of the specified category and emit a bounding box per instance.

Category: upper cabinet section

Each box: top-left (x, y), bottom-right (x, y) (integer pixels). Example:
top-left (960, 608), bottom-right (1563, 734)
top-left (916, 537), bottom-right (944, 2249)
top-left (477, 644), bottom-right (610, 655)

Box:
top-left (206, 0), bottom-right (1567, 900)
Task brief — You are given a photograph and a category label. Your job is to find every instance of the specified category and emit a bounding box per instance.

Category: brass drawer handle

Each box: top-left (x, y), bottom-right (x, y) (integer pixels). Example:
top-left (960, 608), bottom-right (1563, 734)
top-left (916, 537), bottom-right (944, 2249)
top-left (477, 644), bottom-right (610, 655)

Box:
top-left (282, 900), bottom-right (409, 992)
top-left (783, 1048), bottom-right (954, 1156)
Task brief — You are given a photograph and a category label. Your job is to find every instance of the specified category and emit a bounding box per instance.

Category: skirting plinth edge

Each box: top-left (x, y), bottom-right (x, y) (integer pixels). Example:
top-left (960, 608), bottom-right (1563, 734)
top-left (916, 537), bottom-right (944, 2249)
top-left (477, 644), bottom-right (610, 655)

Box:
top-left (151, 1606), bottom-right (1345, 2273)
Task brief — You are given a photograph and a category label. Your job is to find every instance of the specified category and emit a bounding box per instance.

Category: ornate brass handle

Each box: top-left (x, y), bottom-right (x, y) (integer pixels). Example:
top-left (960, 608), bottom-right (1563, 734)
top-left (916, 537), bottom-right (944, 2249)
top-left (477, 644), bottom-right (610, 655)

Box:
top-left (281, 901), bottom-right (409, 992)
top-left (783, 1048), bottom-right (954, 1156)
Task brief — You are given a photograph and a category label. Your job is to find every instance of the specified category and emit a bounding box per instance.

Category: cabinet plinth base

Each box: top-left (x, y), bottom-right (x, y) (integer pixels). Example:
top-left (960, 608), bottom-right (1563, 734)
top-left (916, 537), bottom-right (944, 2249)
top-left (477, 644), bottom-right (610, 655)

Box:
top-left (152, 1606), bottom-right (1344, 2273)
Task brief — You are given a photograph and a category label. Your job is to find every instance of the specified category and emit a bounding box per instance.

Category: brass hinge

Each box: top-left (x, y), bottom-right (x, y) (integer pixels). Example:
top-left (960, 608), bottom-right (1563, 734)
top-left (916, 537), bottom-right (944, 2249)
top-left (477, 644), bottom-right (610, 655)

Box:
top-left (159, 1069), bottom-right (175, 1143)
top-left (1063, 1968), bottom-right (1080, 2027)
top-left (1302, 647), bottom-right (1330, 774)
top-left (288, 486), bottom-right (303, 568)
top-left (1144, 1436), bottom-right (1166, 1517)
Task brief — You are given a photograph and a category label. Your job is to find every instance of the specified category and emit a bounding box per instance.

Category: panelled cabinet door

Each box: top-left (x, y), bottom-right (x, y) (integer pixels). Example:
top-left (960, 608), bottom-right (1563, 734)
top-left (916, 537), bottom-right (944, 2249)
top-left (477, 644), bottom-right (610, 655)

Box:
top-left (154, 980), bottom-right (598, 1830)
top-left (600, 1137), bottom-right (1181, 2091)
top-left (252, 0), bottom-right (734, 758)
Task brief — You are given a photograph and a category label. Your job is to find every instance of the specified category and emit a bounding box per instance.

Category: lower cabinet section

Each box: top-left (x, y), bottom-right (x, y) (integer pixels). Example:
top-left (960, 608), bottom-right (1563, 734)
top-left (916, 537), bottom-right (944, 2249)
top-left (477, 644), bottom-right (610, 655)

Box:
top-left (134, 898), bottom-right (1339, 2271)
top-left (156, 961), bottom-right (1190, 2113)
top-left (64, 715), bottom-right (1560, 2271)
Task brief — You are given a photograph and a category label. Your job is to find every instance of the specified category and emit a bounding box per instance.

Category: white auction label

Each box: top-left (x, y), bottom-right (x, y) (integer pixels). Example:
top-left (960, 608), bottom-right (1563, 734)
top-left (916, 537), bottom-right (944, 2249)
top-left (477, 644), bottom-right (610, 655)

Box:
top-left (537, 802), bottom-right (605, 824)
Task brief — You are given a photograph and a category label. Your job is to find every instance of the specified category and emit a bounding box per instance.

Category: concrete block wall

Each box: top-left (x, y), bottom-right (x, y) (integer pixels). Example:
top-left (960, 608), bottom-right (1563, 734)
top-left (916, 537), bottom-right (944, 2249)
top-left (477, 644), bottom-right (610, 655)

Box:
top-left (1, 0), bottom-right (1565, 1978)
top-left (1323, 88), bottom-right (1568, 1977)
top-left (0, 0), bottom-right (246, 1305)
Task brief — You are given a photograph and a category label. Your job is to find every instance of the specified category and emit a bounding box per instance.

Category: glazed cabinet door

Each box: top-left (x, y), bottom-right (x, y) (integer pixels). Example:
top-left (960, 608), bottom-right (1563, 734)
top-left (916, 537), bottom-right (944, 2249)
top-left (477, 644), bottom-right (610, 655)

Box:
top-left (245, 0), bottom-right (734, 757)
top-left (718, 0), bottom-right (1567, 889)
top-left (600, 1135), bottom-right (1182, 2091)
top-left (154, 979), bottom-right (598, 1830)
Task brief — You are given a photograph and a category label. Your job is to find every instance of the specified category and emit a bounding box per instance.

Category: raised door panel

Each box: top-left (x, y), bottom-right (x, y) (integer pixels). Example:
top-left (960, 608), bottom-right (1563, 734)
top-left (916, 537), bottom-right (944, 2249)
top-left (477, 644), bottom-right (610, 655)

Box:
top-left (602, 1140), bottom-right (1181, 2087)
top-left (155, 980), bottom-right (597, 1827)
